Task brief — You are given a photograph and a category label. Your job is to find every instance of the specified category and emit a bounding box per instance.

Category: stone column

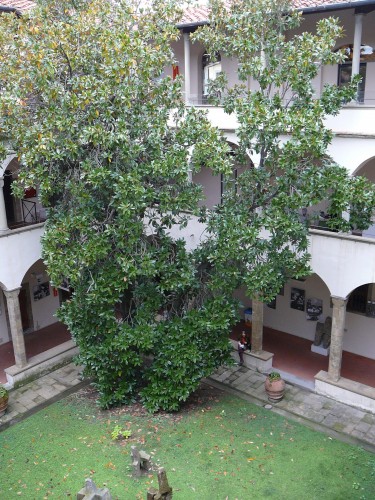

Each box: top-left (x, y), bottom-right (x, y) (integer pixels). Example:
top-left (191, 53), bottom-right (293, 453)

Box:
top-left (251, 298), bottom-right (264, 353)
top-left (4, 288), bottom-right (27, 367)
top-left (352, 13), bottom-right (364, 79)
top-left (183, 31), bottom-right (191, 104)
top-left (328, 296), bottom-right (347, 382)
top-left (0, 177), bottom-right (9, 232)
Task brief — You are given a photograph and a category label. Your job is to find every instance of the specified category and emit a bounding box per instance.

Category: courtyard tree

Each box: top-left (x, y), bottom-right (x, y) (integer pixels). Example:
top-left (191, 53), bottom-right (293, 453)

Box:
top-left (193, 0), bottom-right (375, 304)
top-left (1, 0), bottom-right (375, 412)
top-left (0, 0), bottom-right (236, 411)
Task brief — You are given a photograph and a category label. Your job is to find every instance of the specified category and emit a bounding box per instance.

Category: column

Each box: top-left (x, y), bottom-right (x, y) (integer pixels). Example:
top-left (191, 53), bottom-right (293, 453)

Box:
top-left (0, 177), bottom-right (9, 232)
top-left (183, 31), bottom-right (191, 104)
top-left (251, 298), bottom-right (264, 353)
top-left (351, 13), bottom-right (364, 78)
top-left (4, 288), bottom-right (27, 367)
top-left (328, 296), bottom-right (347, 382)
top-left (352, 13), bottom-right (364, 102)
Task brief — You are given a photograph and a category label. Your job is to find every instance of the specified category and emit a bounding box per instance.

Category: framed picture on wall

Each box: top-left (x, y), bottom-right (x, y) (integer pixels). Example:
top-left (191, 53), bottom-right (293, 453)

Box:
top-left (33, 282), bottom-right (50, 301)
top-left (290, 287), bottom-right (305, 311)
top-left (267, 297), bottom-right (276, 309)
top-left (59, 278), bottom-right (70, 292)
top-left (306, 298), bottom-right (323, 321)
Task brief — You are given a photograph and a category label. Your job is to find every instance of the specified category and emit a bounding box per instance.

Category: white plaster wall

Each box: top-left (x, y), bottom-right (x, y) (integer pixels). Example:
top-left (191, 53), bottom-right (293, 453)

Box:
top-left (264, 275), bottom-right (332, 341)
top-left (192, 166), bottom-right (221, 208)
top-left (345, 312), bottom-right (375, 358)
top-left (309, 231), bottom-right (375, 297)
top-left (23, 261), bottom-right (60, 331)
top-left (366, 62), bottom-right (375, 103)
top-left (0, 224), bottom-right (44, 290)
top-left (222, 56), bottom-right (240, 89)
top-left (263, 275), bottom-right (375, 359)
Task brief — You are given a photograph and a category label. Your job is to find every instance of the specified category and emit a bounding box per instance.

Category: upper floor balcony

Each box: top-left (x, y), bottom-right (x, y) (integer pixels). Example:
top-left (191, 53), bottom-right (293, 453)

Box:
top-left (173, 4), bottom-right (375, 140)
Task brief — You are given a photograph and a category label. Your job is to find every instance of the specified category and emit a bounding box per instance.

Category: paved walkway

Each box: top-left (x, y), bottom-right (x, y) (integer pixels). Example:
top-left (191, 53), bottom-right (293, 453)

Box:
top-left (1, 362), bottom-right (375, 454)
top-left (207, 365), bottom-right (375, 453)
top-left (0, 363), bottom-right (86, 431)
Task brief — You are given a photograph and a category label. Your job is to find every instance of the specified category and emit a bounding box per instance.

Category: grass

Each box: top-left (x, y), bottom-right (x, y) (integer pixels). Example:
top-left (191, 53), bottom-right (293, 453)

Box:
top-left (1, 384), bottom-right (375, 499)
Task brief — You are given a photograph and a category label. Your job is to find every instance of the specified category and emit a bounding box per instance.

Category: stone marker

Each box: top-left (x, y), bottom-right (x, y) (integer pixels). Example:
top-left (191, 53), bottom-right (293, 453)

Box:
top-left (147, 467), bottom-right (172, 499)
top-left (322, 316), bottom-right (332, 348)
top-left (313, 322), bottom-right (324, 346)
top-left (131, 445), bottom-right (152, 477)
top-left (76, 478), bottom-right (111, 500)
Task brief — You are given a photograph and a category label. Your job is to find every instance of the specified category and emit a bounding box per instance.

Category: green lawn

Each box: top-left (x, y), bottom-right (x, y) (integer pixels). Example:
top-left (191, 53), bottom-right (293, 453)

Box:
top-left (0, 384), bottom-right (374, 499)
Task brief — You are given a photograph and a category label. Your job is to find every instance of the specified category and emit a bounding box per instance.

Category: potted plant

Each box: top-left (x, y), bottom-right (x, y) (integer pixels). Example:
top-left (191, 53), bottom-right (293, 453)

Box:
top-left (265, 371), bottom-right (285, 402)
top-left (0, 384), bottom-right (9, 417)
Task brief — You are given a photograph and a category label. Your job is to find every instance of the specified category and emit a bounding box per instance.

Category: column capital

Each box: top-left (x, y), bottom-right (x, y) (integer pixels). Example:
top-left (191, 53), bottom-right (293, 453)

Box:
top-left (3, 287), bottom-right (22, 299)
top-left (330, 296), bottom-right (347, 308)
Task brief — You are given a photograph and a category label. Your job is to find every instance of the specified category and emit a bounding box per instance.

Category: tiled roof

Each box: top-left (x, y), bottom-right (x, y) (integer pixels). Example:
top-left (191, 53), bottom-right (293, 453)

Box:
top-left (1, 0), bottom-right (374, 21)
top-left (179, 1), bottom-right (375, 26)
top-left (0, 1), bottom-right (35, 12)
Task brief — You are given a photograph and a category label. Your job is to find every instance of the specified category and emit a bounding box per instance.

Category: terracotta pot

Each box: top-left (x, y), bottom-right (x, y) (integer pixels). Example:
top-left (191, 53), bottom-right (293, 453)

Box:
top-left (0, 394), bottom-right (9, 417)
top-left (265, 376), bottom-right (285, 402)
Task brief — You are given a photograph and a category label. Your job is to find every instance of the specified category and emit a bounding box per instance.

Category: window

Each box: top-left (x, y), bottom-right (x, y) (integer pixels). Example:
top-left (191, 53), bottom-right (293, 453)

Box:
top-left (202, 53), bottom-right (221, 104)
top-left (347, 283), bottom-right (375, 317)
top-left (338, 63), bottom-right (366, 103)
top-left (336, 43), bottom-right (375, 103)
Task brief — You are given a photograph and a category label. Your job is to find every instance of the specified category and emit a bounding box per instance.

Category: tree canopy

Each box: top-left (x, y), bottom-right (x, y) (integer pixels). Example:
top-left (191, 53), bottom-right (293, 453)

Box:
top-left (0, 0), bottom-right (374, 411)
top-left (0, 0), bottom-right (235, 411)
top-left (194, 0), bottom-right (375, 302)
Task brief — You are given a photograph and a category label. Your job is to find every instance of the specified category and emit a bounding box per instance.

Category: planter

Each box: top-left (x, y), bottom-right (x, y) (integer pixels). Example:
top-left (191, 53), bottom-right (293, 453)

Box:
top-left (0, 394), bottom-right (9, 417)
top-left (265, 372), bottom-right (285, 402)
top-left (0, 386), bottom-right (9, 417)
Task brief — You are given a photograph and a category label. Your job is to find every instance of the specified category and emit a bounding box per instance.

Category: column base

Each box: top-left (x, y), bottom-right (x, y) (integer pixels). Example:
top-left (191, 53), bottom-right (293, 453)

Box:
top-left (230, 339), bottom-right (273, 372)
top-left (5, 340), bottom-right (78, 389)
top-left (315, 370), bottom-right (375, 414)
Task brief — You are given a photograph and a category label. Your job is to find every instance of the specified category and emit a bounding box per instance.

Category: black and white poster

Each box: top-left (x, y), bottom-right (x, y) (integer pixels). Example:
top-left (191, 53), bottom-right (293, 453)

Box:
top-left (306, 298), bottom-right (323, 321)
top-left (290, 287), bottom-right (305, 311)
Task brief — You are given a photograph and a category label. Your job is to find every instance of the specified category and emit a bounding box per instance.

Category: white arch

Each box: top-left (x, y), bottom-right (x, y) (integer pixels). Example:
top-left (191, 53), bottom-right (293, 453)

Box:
top-left (0, 154), bottom-right (17, 177)
top-left (309, 231), bottom-right (375, 298)
top-left (0, 225), bottom-right (45, 290)
top-left (352, 155), bottom-right (375, 179)
top-left (327, 136), bottom-right (375, 176)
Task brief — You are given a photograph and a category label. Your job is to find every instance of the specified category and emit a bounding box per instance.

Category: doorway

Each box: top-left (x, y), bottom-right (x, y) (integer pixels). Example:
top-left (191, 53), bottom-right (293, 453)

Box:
top-left (19, 284), bottom-right (33, 332)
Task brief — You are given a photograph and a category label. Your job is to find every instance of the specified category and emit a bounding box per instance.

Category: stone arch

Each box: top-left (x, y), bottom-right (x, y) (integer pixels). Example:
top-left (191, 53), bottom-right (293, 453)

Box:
top-left (0, 153), bottom-right (17, 176)
top-left (352, 155), bottom-right (375, 181)
top-left (192, 139), bottom-right (253, 208)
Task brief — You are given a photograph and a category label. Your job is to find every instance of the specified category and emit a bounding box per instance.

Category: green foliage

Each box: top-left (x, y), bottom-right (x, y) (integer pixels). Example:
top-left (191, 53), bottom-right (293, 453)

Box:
top-left (0, 385), bottom-right (9, 399)
top-left (193, 0), bottom-right (375, 303)
top-left (111, 424), bottom-right (132, 441)
top-left (0, 0), bottom-right (234, 412)
top-left (267, 371), bottom-right (281, 381)
top-left (1, 0), bottom-right (375, 412)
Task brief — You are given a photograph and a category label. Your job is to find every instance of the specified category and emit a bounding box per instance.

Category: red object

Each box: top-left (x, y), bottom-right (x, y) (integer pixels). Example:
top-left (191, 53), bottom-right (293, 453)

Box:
top-left (172, 65), bottom-right (179, 79)
top-left (53, 288), bottom-right (58, 297)
top-left (24, 187), bottom-right (37, 198)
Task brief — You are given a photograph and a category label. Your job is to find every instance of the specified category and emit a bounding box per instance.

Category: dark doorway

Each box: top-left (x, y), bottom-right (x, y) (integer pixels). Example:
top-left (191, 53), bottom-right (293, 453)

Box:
top-left (3, 170), bottom-right (15, 224)
top-left (19, 285), bottom-right (33, 332)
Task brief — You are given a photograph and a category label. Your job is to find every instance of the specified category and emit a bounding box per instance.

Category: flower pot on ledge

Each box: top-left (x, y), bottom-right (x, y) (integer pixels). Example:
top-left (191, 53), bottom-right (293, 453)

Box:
top-left (265, 372), bottom-right (285, 403)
